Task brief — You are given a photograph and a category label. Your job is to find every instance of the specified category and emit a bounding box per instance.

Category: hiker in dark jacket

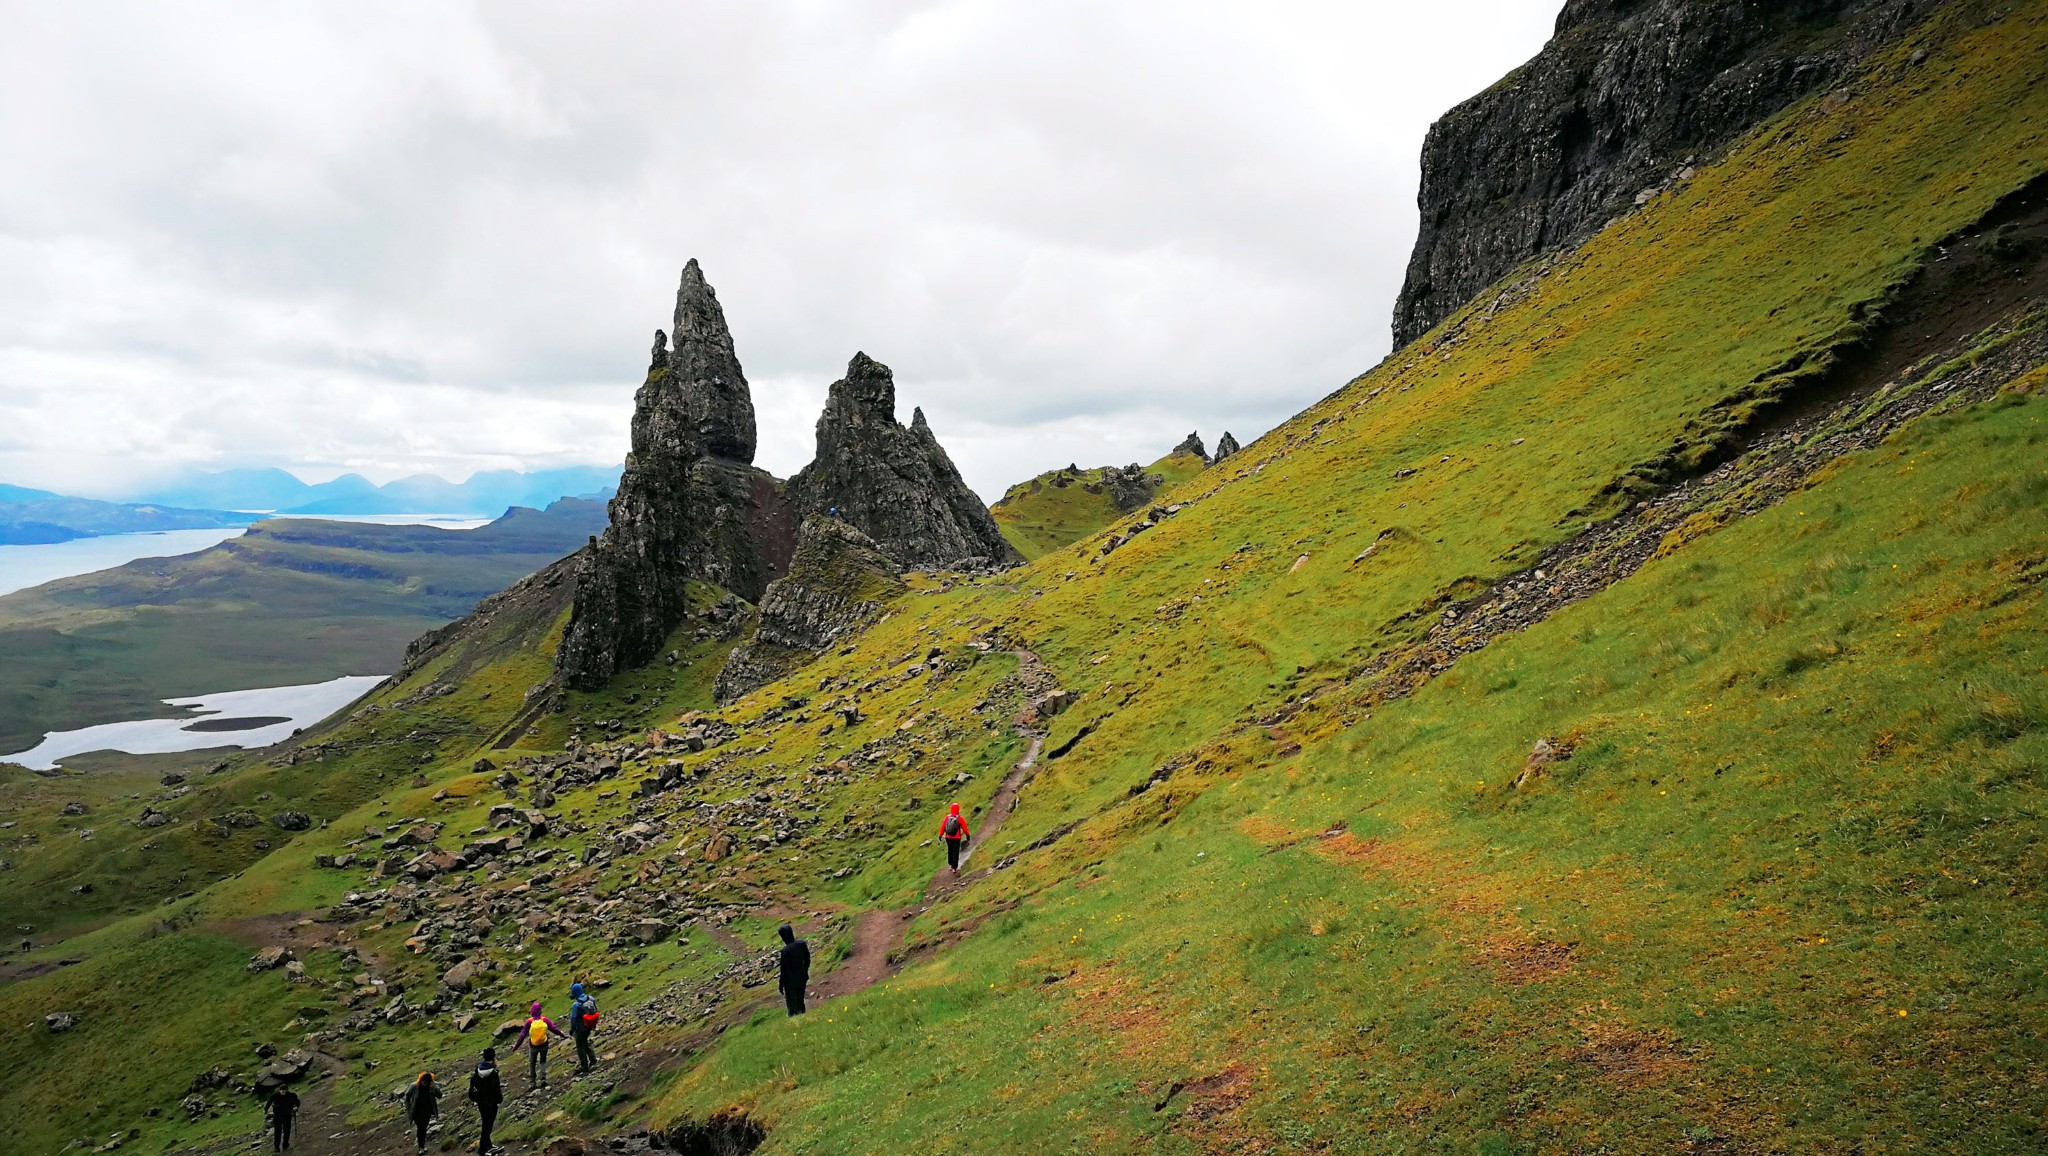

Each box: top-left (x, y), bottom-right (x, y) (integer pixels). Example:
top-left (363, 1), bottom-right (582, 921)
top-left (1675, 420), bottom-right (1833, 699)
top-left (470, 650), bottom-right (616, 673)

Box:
top-left (778, 923), bottom-right (811, 1016)
top-left (467, 1047), bottom-right (503, 1155)
top-left (568, 980), bottom-right (600, 1074)
top-left (402, 1071), bottom-right (439, 1154)
top-left (940, 802), bottom-right (971, 872)
top-left (267, 1086), bottom-right (300, 1152)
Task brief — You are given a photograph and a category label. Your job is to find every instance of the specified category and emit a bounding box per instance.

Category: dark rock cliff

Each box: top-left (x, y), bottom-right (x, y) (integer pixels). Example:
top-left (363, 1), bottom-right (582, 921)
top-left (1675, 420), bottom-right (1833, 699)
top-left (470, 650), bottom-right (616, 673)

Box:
top-left (556, 261), bottom-right (792, 689)
top-left (1392, 0), bottom-right (1938, 347)
top-left (713, 516), bottom-right (907, 702)
top-left (558, 276), bottom-right (1010, 690)
top-left (788, 353), bottom-right (1020, 571)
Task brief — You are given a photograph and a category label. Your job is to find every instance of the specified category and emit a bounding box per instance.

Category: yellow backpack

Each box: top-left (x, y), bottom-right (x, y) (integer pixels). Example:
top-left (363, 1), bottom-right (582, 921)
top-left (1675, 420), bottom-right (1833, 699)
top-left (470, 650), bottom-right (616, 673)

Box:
top-left (527, 1018), bottom-right (549, 1046)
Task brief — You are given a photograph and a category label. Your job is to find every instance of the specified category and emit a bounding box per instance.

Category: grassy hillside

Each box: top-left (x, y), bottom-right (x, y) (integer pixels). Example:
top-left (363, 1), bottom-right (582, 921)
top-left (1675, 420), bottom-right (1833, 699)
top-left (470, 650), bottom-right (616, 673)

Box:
top-left (0, 500), bottom-right (606, 754)
top-left (2, 5), bottom-right (2045, 1154)
top-left (993, 448), bottom-right (1210, 559)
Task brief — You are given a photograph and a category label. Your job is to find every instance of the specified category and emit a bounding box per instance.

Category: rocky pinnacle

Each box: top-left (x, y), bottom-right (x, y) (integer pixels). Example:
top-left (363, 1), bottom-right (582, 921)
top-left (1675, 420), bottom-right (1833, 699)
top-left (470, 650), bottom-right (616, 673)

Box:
top-left (671, 258), bottom-right (756, 463)
top-left (556, 260), bottom-right (788, 689)
top-left (789, 353), bottom-right (1019, 571)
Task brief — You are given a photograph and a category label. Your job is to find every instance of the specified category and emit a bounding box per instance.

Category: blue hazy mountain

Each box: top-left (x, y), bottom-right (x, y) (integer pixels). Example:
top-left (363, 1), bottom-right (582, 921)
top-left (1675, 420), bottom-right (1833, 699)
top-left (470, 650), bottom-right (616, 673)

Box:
top-left (0, 483), bottom-right (259, 545)
top-left (122, 464), bottom-right (622, 516)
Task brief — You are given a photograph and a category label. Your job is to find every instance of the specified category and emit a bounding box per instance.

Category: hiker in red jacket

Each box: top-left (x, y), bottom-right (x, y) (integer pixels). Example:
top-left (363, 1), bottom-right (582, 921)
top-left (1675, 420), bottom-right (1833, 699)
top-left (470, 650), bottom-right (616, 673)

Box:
top-left (939, 802), bottom-right (970, 872)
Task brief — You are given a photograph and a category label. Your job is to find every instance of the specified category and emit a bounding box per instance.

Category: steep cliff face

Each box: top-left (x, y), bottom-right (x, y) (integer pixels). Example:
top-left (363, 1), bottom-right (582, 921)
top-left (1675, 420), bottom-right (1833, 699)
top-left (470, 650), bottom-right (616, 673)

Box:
top-left (788, 353), bottom-right (1020, 570)
top-left (712, 516), bottom-right (906, 702)
top-left (555, 262), bottom-right (791, 689)
top-left (1392, 0), bottom-right (1937, 347)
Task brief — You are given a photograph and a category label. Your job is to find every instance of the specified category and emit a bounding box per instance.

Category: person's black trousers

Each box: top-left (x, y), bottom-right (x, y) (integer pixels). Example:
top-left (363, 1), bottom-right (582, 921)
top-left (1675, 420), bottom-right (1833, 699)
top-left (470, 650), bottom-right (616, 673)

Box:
top-left (529, 1041), bottom-right (548, 1084)
top-left (477, 1101), bottom-right (498, 1153)
top-left (784, 987), bottom-right (806, 1016)
top-left (272, 1116), bottom-right (293, 1151)
top-left (412, 1116), bottom-right (430, 1149)
top-left (945, 837), bottom-right (962, 869)
top-left (573, 1028), bottom-right (597, 1072)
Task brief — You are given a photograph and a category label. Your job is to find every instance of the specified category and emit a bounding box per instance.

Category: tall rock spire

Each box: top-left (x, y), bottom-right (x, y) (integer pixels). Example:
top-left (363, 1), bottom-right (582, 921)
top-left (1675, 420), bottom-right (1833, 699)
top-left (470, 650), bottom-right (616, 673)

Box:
top-left (671, 258), bottom-right (756, 463)
top-left (788, 352), bottom-right (1019, 570)
top-left (555, 260), bottom-right (791, 690)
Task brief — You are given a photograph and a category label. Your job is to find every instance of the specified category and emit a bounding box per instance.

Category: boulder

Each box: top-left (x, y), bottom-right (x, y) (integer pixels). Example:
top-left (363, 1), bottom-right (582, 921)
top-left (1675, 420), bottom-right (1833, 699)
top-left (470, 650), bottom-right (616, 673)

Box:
top-left (271, 812), bottom-right (312, 832)
top-left (246, 946), bottom-right (294, 972)
top-left (44, 1011), bottom-right (75, 1033)
top-left (392, 822), bottom-right (442, 847)
top-left (441, 959), bottom-right (482, 992)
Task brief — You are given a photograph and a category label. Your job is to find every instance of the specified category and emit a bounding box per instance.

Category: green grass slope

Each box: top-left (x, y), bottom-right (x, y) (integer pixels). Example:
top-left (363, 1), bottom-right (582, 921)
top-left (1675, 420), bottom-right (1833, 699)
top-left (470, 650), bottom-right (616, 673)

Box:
top-left (0, 500), bottom-right (606, 754)
top-left (993, 449), bottom-right (1210, 560)
top-left (3, 6), bottom-right (2046, 1154)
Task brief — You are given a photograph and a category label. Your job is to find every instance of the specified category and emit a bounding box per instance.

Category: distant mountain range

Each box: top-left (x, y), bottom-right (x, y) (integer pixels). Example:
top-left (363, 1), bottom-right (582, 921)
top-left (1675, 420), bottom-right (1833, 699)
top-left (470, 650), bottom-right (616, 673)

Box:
top-left (0, 483), bottom-right (259, 545)
top-left (120, 464), bottom-right (622, 515)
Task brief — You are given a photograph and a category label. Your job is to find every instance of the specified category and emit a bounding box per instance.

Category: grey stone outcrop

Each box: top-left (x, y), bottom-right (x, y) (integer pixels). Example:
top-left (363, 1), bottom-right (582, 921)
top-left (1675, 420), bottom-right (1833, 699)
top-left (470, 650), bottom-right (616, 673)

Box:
top-left (788, 353), bottom-right (1020, 571)
top-left (1392, 0), bottom-right (1937, 347)
top-left (714, 517), bottom-right (906, 702)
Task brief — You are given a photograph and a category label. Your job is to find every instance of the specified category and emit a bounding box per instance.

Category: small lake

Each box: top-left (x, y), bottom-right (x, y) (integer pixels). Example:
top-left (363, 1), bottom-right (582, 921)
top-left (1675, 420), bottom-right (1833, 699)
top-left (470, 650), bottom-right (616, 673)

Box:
top-left (0, 514), bottom-right (494, 597)
top-left (1, 675), bottom-right (387, 770)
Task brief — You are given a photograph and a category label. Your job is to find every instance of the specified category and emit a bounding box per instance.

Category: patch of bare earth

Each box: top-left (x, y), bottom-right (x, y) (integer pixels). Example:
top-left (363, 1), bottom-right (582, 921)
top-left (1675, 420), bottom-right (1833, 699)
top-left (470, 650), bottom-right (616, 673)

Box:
top-left (1566, 1018), bottom-right (1693, 1088)
top-left (1480, 935), bottom-right (1575, 985)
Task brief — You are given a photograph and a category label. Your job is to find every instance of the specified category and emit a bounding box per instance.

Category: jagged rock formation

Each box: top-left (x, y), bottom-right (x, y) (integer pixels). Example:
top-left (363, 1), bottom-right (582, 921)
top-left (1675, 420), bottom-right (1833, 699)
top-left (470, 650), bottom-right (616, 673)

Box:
top-left (559, 273), bottom-right (1011, 690)
top-left (1212, 431), bottom-right (1242, 463)
top-left (556, 261), bottom-right (795, 690)
top-left (1172, 431), bottom-right (1209, 462)
top-left (1090, 464), bottom-right (1165, 512)
top-left (787, 353), bottom-right (1020, 571)
top-left (1392, 0), bottom-right (1937, 347)
top-left (713, 517), bottom-right (907, 702)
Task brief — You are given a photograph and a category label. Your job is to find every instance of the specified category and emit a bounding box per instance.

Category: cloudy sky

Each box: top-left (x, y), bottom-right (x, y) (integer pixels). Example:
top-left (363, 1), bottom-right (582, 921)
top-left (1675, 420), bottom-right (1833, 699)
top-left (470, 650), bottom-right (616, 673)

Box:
top-left (0, 1), bottom-right (1557, 502)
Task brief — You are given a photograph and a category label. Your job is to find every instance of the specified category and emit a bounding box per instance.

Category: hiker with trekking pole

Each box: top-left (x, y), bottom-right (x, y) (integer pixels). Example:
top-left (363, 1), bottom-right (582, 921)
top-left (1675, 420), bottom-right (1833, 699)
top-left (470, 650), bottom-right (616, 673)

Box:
top-left (266, 1085), bottom-right (300, 1152)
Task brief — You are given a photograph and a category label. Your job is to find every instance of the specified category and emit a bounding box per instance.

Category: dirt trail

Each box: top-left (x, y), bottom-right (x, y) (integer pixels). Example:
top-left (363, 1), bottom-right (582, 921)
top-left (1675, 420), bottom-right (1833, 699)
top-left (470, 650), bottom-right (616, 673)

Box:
top-left (192, 650), bottom-right (1064, 1154)
top-left (798, 650), bottom-right (1054, 1004)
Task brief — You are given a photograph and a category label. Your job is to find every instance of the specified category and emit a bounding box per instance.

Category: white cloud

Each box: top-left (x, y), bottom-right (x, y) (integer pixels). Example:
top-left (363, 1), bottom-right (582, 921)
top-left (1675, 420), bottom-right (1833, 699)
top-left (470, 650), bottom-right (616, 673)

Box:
top-left (0, 0), bottom-right (1557, 500)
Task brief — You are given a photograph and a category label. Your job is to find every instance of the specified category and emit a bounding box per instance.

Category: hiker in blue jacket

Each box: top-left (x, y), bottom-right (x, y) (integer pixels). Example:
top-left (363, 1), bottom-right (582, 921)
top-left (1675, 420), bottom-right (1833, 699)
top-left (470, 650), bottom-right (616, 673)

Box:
top-left (568, 981), bottom-right (600, 1074)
